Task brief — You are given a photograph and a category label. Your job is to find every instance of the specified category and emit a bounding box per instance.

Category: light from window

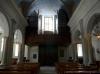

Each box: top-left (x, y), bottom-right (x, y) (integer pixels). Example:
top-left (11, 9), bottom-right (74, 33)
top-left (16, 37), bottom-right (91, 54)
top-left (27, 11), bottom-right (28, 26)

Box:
top-left (24, 45), bottom-right (28, 58)
top-left (44, 17), bottom-right (54, 32)
top-left (13, 43), bottom-right (19, 57)
top-left (1, 38), bottom-right (4, 52)
top-left (77, 44), bottom-right (83, 57)
top-left (38, 15), bottom-right (58, 34)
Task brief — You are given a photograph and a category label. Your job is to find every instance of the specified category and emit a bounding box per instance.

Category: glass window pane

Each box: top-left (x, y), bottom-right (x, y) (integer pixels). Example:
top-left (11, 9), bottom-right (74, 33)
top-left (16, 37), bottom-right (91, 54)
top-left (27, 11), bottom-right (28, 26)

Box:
top-left (13, 43), bottom-right (19, 58)
top-left (38, 15), bottom-right (58, 34)
top-left (77, 44), bottom-right (83, 57)
top-left (15, 44), bottom-right (19, 56)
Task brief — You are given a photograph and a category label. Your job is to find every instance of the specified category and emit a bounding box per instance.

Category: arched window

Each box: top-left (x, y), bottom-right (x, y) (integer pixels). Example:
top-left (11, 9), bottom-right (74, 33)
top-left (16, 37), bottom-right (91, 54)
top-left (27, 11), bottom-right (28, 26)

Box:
top-left (12, 29), bottom-right (22, 64)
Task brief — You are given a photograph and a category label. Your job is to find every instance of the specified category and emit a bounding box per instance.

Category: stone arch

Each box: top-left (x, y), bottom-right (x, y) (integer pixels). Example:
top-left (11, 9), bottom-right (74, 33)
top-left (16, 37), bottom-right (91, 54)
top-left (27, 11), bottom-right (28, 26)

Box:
top-left (87, 13), bottom-right (100, 33)
top-left (85, 13), bottom-right (100, 64)
top-left (86, 13), bottom-right (100, 61)
top-left (0, 11), bottom-right (9, 37)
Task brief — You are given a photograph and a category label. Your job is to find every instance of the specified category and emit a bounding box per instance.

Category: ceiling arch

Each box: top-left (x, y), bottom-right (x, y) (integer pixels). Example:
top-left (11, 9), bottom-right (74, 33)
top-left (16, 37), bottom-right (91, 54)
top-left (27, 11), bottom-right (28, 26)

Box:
top-left (0, 11), bottom-right (9, 37)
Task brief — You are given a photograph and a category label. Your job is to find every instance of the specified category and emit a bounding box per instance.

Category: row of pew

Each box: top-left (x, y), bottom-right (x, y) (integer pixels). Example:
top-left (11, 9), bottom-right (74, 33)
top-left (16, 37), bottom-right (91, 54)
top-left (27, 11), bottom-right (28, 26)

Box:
top-left (55, 62), bottom-right (99, 74)
top-left (0, 63), bottom-right (40, 74)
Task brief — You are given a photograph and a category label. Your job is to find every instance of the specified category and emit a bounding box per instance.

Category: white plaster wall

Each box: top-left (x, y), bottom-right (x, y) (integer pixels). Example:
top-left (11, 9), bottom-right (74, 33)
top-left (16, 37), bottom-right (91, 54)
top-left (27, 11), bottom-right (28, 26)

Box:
top-left (29, 46), bottom-right (39, 63)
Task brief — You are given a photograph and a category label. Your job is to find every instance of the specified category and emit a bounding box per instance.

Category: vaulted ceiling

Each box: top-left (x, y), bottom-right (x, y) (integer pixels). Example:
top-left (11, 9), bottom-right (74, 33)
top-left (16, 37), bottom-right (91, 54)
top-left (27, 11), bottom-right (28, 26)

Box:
top-left (15, 0), bottom-right (80, 17)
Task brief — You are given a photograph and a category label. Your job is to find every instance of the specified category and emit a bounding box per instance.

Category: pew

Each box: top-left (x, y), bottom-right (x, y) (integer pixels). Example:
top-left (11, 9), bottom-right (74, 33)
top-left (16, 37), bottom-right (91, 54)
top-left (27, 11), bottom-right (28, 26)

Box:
top-left (55, 62), bottom-right (98, 74)
top-left (0, 71), bottom-right (31, 74)
top-left (0, 63), bottom-right (40, 74)
top-left (64, 71), bottom-right (99, 74)
top-left (11, 58), bottom-right (18, 65)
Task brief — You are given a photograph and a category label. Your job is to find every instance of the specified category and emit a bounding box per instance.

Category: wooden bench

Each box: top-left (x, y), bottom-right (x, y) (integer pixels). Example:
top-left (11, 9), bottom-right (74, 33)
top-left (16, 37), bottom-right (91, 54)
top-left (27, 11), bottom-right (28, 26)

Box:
top-left (0, 63), bottom-right (40, 74)
top-left (64, 71), bottom-right (99, 74)
top-left (0, 71), bottom-right (31, 74)
top-left (55, 62), bottom-right (98, 74)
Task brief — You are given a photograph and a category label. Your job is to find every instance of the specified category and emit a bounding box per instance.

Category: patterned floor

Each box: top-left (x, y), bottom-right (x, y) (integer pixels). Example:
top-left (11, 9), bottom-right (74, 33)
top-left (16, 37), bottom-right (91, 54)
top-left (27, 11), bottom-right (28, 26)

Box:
top-left (39, 66), bottom-right (57, 74)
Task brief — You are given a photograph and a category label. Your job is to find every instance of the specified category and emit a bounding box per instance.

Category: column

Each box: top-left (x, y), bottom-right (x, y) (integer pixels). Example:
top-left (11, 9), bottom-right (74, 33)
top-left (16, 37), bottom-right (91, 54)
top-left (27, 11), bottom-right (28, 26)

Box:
top-left (1, 37), bottom-right (7, 65)
top-left (80, 19), bottom-right (89, 65)
top-left (17, 43), bottom-right (22, 63)
top-left (68, 45), bottom-right (72, 58)
top-left (68, 44), bottom-right (75, 60)
top-left (65, 47), bottom-right (70, 61)
top-left (86, 33), bottom-right (95, 65)
top-left (71, 44), bottom-right (76, 61)
top-left (73, 43), bottom-right (78, 61)
top-left (18, 43), bottom-right (25, 63)
top-left (82, 35), bottom-right (89, 65)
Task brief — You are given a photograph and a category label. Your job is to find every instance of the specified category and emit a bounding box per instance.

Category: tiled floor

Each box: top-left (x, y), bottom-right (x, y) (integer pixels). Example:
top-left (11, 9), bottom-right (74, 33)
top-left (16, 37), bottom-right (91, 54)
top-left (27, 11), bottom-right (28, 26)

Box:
top-left (39, 66), bottom-right (57, 74)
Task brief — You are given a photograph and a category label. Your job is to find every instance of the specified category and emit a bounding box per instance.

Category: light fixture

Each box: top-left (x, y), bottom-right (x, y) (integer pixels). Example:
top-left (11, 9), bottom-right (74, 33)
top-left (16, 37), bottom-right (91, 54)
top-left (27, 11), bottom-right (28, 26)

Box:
top-left (92, 25), bottom-right (100, 40)
top-left (96, 34), bottom-right (100, 40)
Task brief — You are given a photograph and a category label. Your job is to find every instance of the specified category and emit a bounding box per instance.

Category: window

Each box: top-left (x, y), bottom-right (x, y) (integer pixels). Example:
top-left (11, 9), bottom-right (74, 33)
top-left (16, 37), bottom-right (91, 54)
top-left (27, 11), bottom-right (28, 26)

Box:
top-left (24, 45), bottom-right (28, 59)
top-left (0, 37), bottom-right (5, 62)
top-left (38, 15), bottom-right (58, 34)
top-left (77, 44), bottom-right (83, 57)
top-left (13, 43), bottom-right (20, 58)
top-left (1, 38), bottom-right (4, 52)
top-left (44, 17), bottom-right (54, 32)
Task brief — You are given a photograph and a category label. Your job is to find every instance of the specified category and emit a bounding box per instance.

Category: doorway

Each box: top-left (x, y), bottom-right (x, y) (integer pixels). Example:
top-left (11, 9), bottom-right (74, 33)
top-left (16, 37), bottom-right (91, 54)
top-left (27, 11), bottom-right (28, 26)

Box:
top-left (39, 44), bottom-right (58, 66)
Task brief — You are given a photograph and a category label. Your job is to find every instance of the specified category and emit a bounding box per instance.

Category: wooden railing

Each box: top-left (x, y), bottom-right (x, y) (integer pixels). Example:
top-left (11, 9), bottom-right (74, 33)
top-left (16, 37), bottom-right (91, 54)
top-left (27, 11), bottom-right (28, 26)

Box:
top-left (26, 34), bottom-right (71, 45)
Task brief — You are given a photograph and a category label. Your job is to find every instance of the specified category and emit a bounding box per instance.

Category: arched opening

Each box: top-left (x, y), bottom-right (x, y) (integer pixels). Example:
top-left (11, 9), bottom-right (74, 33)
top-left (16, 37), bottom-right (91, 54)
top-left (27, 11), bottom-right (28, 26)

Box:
top-left (87, 14), bottom-right (100, 64)
top-left (0, 11), bottom-right (9, 64)
top-left (12, 29), bottom-right (22, 64)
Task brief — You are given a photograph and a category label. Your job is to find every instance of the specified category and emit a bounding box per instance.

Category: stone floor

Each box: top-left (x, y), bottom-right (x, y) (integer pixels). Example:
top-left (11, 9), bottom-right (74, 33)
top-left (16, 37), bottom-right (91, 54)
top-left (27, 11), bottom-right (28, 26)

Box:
top-left (39, 66), bottom-right (57, 74)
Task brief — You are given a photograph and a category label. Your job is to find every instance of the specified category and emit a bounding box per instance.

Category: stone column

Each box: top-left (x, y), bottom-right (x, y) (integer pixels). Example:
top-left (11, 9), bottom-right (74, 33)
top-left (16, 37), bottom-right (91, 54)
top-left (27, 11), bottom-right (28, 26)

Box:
top-left (80, 19), bottom-right (89, 65)
top-left (73, 43), bottom-right (78, 61)
top-left (86, 33), bottom-right (95, 65)
top-left (18, 31), bottom-right (25, 63)
top-left (81, 35), bottom-right (89, 65)
top-left (68, 45), bottom-right (73, 58)
top-left (71, 44), bottom-right (76, 61)
top-left (2, 35), bottom-right (14, 65)
top-left (18, 43), bottom-right (25, 63)
top-left (1, 37), bottom-right (7, 65)
top-left (65, 47), bottom-right (70, 61)
top-left (68, 44), bottom-right (75, 60)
